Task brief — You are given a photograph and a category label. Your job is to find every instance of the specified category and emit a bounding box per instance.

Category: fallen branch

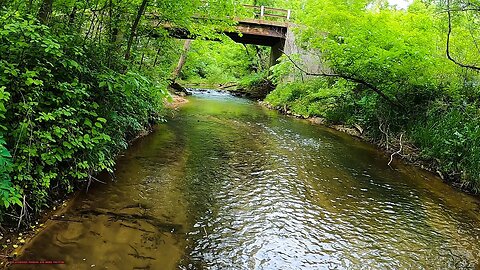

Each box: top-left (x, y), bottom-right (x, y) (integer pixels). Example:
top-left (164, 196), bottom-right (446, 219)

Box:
top-left (279, 49), bottom-right (404, 109)
top-left (388, 133), bottom-right (404, 166)
top-left (86, 174), bottom-right (106, 193)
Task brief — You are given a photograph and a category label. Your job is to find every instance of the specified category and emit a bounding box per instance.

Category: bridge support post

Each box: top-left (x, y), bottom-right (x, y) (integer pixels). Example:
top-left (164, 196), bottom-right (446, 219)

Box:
top-left (269, 40), bottom-right (285, 67)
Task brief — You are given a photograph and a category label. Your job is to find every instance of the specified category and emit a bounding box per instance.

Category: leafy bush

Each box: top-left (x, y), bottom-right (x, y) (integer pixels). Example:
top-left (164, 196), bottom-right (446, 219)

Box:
top-left (411, 102), bottom-right (480, 191)
top-left (0, 12), bottom-right (167, 219)
top-left (265, 78), bottom-right (353, 119)
top-left (0, 80), bottom-right (23, 220)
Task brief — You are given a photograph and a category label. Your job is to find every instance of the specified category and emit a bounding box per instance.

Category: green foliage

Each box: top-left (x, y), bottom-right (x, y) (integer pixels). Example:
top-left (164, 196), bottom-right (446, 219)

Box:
top-left (0, 2), bottom-right (174, 221)
top-left (180, 39), bottom-right (270, 86)
top-left (0, 135), bottom-right (23, 211)
top-left (0, 13), bottom-right (105, 207)
top-left (265, 78), bottom-right (354, 119)
top-left (0, 85), bottom-right (22, 218)
top-left (267, 0), bottom-right (480, 190)
top-left (238, 71), bottom-right (269, 89)
top-left (0, 0), bottom-right (250, 220)
top-left (411, 102), bottom-right (480, 191)
top-left (97, 71), bottom-right (169, 151)
top-left (0, 0), bottom-right (247, 225)
top-left (268, 54), bottom-right (300, 85)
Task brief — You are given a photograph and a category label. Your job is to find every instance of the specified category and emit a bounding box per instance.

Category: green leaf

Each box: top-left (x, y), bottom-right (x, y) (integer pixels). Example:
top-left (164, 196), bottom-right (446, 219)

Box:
top-left (97, 117), bottom-right (107, 123)
top-left (25, 77), bottom-right (34, 86)
top-left (33, 79), bottom-right (43, 86)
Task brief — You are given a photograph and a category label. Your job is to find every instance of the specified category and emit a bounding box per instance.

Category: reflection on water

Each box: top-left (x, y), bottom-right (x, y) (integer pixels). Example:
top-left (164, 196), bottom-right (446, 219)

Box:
top-left (13, 90), bottom-right (480, 269)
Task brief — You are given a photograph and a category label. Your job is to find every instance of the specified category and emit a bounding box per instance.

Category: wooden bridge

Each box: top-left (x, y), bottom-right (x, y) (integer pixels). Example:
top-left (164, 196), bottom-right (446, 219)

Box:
top-left (154, 5), bottom-right (292, 66)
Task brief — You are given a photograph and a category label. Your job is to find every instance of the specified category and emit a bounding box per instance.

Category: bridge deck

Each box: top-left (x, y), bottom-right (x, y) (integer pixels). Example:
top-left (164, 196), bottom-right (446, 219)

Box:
top-left (152, 4), bottom-right (290, 46)
top-left (226, 19), bottom-right (287, 46)
top-left (236, 18), bottom-right (289, 28)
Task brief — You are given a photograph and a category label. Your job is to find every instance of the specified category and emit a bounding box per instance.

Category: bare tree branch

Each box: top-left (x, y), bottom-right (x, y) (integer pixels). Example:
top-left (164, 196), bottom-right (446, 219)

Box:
top-left (446, 0), bottom-right (480, 71)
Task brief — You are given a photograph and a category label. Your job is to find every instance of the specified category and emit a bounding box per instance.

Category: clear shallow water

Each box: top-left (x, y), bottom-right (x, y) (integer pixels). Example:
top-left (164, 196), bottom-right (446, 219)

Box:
top-left (13, 91), bottom-right (480, 269)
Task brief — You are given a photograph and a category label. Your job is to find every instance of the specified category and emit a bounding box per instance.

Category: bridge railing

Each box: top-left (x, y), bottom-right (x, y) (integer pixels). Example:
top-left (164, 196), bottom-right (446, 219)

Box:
top-left (241, 4), bottom-right (291, 21)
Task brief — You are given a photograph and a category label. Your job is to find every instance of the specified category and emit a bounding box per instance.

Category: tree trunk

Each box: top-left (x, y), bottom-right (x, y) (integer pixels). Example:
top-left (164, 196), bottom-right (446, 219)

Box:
top-left (172, 39), bottom-right (192, 80)
top-left (38, 0), bottom-right (54, 24)
top-left (139, 37), bottom-right (151, 69)
top-left (125, 0), bottom-right (148, 60)
top-left (153, 47), bottom-right (161, 67)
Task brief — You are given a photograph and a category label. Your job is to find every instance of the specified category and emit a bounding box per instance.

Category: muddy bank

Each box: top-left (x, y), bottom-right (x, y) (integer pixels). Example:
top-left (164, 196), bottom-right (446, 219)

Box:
top-left (164, 95), bottom-right (189, 109)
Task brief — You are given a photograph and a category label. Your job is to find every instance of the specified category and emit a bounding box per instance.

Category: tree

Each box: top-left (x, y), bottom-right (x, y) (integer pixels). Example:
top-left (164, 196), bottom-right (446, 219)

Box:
top-left (125, 0), bottom-right (148, 60)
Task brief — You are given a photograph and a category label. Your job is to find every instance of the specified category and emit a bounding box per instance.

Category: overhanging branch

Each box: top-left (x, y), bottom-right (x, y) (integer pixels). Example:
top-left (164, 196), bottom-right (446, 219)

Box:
top-left (446, 0), bottom-right (480, 71)
top-left (279, 50), bottom-right (403, 109)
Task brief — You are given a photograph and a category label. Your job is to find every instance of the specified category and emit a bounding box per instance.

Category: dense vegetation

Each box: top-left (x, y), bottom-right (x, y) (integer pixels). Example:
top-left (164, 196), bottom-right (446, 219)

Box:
top-left (0, 0), bottom-right (236, 226)
top-left (180, 39), bottom-right (270, 89)
top-left (266, 0), bottom-right (480, 191)
top-left (1, 0), bottom-right (479, 228)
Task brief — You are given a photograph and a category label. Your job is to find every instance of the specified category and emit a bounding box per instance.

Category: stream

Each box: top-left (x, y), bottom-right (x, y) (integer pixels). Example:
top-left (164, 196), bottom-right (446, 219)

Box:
top-left (12, 90), bottom-right (480, 269)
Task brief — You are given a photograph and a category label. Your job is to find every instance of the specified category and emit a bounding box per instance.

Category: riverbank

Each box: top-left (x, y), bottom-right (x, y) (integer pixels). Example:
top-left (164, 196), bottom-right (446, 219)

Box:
top-left (259, 100), bottom-right (474, 195)
top-left (0, 95), bottom-right (190, 268)
top-left (165, 94), bottom-right (189, 109)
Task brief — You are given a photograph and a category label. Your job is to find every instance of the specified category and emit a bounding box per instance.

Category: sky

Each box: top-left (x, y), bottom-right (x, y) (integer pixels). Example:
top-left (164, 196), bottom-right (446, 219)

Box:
top-left (387, 0), bottom-right (413, 9)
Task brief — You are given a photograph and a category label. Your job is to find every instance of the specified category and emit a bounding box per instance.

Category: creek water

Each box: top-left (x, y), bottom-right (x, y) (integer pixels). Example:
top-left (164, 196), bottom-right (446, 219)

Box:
top-left (12, 91), bottom-right (480, 269)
